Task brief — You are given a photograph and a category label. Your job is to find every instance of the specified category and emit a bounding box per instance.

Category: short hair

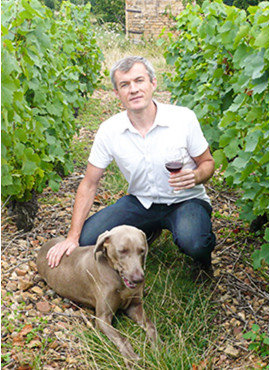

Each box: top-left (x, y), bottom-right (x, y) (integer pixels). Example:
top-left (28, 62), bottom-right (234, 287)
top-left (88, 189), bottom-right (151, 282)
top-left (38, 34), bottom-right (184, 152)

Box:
top-left (110, 56), bottom-right (156, 90)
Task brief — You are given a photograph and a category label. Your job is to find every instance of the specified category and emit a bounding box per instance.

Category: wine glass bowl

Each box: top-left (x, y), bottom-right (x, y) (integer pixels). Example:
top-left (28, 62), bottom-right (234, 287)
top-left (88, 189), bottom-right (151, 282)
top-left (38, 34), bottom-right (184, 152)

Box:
top-left (165, 147), bottom-right (185, 174)
top-left (165, 160), bottom-right (183, 173)
top-left (164, 147), bottom-right (185, 194)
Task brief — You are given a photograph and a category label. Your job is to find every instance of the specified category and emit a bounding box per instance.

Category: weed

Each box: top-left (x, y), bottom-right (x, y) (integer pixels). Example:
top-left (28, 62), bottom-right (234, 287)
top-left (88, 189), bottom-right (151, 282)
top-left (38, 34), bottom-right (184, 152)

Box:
top-left (243, 324), bottom-right (269, 359)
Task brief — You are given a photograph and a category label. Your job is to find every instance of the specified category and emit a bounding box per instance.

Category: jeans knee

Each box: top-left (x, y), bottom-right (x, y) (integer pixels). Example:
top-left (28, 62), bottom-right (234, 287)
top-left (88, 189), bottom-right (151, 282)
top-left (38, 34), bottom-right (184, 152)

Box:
top-left (175, 232), bottom-right (216, 262)
top-left (79, 230), bottom-right (96, 246)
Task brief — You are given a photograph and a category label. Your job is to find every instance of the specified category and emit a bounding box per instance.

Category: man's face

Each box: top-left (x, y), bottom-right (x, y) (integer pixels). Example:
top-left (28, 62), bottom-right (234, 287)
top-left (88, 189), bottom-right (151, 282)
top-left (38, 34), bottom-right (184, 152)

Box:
top-left (113, 62), bottom-right (157, 112)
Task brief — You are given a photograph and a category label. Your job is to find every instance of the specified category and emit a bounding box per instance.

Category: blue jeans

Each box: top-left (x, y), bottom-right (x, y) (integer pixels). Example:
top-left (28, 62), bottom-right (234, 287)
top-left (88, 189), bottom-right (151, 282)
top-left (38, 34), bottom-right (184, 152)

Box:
top-left (79, 195), bottom-right (216, 265)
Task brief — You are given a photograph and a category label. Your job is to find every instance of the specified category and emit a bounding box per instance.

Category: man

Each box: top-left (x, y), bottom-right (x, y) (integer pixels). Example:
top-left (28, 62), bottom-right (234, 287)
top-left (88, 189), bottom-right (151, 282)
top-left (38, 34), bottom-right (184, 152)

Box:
top-left (47, 56), bottom-right (216, 278)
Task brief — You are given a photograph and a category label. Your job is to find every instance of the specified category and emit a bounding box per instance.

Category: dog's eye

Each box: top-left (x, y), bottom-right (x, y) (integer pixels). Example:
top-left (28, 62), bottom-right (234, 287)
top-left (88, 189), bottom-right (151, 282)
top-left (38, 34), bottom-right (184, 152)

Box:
top-left (139, 249), bottom-right (145, 255)
top-left (119, 249), bottom-right (128, 255)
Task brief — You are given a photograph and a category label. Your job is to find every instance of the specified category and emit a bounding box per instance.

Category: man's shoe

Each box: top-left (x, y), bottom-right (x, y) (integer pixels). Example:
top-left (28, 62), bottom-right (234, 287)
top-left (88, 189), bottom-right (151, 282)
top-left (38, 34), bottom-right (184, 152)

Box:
top-left (147, 229), bottom-right (162, 245)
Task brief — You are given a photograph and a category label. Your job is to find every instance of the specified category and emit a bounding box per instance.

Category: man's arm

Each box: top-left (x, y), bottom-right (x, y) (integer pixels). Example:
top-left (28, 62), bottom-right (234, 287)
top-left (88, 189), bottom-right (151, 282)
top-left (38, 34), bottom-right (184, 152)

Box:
top-left (46, 163), bottom-right (105, 268)
top-left (168, 147), bottom-right (215, 191)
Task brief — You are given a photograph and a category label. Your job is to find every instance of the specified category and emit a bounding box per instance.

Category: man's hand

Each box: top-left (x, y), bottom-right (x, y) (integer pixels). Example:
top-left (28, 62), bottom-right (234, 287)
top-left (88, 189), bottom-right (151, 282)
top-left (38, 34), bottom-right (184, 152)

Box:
top-left (46, 238), bottom-right (79, 268)
top-left (168, 148), bottom-right (215, 191)
top-left (168, 169), bottom-right (196, 191)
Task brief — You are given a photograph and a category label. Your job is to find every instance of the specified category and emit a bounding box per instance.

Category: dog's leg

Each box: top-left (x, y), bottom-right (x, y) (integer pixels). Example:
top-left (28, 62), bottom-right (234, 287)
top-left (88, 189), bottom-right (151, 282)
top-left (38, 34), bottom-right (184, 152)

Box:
top-left (95, 302), bottom-right (140, 367)
top-left (125, 298), bottom-right (157, 344)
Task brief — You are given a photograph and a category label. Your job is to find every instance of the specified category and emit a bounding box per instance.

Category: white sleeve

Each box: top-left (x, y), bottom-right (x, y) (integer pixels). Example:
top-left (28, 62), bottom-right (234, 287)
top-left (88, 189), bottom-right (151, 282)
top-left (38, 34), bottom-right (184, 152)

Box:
top-left (186, 110), bottom-right (209, 157)
top-left (88, 127), bottom-right (113, 169)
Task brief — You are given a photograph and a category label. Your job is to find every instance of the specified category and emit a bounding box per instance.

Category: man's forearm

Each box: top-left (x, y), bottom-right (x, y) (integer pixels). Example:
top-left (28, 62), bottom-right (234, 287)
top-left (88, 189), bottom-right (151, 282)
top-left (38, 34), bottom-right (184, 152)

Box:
top-left (193, 159), bottom-right (215, 185)
top-left (67, 181), bottom-right (97, 243)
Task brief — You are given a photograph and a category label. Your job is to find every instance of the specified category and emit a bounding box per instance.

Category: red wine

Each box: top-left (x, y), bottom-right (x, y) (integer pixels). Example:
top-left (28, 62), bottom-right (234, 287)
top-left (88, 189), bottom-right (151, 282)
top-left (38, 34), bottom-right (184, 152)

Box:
top-left (165, 161), bottom-right (183, 173)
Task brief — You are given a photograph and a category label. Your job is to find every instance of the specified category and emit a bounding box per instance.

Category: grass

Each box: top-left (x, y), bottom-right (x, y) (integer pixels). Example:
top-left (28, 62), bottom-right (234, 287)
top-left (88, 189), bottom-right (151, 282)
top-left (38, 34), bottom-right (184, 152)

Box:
top-left (93, 23), bottom-right (170, 91)
top-left (70, 26), bottom-right (219, 369)
top-left (76, 238), bottom-right (218, 368)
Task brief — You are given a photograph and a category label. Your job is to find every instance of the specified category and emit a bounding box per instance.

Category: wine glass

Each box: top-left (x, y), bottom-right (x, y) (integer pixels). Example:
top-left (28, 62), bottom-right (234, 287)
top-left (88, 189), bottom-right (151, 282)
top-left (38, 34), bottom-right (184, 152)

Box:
top-left (165, 147), bottom-right (185, 194)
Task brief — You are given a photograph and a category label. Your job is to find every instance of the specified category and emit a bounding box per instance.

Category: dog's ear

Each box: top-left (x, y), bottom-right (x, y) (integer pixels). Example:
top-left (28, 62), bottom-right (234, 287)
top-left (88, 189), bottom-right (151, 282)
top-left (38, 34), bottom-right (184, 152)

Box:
top-left (140, 230), bottom-right (148, 269)
top-left (94, 230), bottom-right (111, 260)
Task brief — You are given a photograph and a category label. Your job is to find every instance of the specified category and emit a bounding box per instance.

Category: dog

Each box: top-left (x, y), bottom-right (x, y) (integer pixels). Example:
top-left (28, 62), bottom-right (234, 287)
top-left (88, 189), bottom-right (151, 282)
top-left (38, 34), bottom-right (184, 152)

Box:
top-left (37, 225), bottom-right (157, 365)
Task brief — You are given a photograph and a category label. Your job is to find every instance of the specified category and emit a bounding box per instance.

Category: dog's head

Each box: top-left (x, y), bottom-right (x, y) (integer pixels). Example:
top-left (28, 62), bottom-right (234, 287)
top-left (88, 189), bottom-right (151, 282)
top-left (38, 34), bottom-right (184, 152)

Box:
top-left (94, 225), bottom-right (148, 289)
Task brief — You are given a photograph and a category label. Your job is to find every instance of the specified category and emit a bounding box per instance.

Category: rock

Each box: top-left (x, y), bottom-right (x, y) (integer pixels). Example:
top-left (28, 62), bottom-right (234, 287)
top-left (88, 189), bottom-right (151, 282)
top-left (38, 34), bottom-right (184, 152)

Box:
top-left (31, 286), bottom-right (44, 295)
top-left (36, 301), bottom-right (51, 313)
top-left (16, 268), bottom-right (27, 276)
top-left (224, 344), bottom-right (239, 357)
top-left (238, 312), bottom-right (246, 321)
top-left (53, 305), bottom-right (63, 313)
top-left (6, 281), bottom-right (18, 292)
top-left (18, 279), bottom-right (33, 291)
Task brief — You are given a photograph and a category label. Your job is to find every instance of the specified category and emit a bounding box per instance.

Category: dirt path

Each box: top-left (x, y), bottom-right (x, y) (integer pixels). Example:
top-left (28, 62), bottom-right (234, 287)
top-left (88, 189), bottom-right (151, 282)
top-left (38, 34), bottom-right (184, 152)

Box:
top-left (1, 90), bottom-right (268, 369)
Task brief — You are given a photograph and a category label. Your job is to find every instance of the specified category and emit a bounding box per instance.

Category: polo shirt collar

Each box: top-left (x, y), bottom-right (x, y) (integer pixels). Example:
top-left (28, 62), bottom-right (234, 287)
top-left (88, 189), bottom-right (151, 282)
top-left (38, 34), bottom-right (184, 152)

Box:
top-left (119, 100), bottom-right (169, 134)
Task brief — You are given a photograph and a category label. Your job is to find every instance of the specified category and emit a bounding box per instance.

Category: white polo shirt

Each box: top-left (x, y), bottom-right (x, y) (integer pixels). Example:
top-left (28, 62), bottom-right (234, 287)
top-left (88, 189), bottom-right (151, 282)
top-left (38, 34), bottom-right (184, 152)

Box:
top-left (89, 101), bottom-right (211, 209)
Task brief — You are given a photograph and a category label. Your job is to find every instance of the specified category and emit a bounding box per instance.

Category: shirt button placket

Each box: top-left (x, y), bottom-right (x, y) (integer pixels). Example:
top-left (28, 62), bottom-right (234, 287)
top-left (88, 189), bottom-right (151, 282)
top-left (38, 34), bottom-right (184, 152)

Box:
top-left (145, 137), bottom-right (156, 199)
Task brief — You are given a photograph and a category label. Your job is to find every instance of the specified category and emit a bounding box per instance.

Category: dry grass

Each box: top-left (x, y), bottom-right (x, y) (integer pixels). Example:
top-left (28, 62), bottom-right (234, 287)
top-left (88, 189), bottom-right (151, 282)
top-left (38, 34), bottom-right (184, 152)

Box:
top-left (93, 24), bottom-right (169, 91)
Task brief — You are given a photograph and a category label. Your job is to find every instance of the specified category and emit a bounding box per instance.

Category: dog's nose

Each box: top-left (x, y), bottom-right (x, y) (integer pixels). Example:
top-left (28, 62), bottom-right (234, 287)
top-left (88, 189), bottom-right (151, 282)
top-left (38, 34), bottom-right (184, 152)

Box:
top-left (131, 271), bottom-right (144, 284)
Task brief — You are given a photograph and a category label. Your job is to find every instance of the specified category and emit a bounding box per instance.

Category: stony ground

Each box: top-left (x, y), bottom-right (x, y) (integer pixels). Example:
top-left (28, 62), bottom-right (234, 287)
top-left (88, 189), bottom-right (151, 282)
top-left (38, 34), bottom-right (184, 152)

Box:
top-left (1, 91), bottom-right (269, 369)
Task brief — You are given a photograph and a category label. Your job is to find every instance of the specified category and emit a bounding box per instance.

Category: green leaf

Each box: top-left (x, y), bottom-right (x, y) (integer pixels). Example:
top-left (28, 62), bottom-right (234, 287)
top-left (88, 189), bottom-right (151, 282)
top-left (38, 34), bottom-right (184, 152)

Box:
top-left (48, 179), bottom-right (60, 192)
top-left (2, 176), bottom-right (22, 197)
top-left (260, 243), bottom-right (269, 262)
top-left (254, 26), bottom-right (269, 49)
top-left (219, 111), bottom-right (237, 128)
top-left (21, 161), bottom-right (38, 176)
top-left (14, 128), bottom-right (28, 142)
top-left (21, 148), bottom-right (40, 175)
top-left (2, 51), bottom-right (20, 77)
top-left (252, 71), bottom-right (269, 95)
top-left (232, 156), bottom-right (250, 169)
top-left (21, 0), bottom-right (43, 17)
top-left (45, 133), bottom-right (56, 145)
top-left (219, 129), bottom-right (238, 147)
top-left (33, 28), bottom-right (51, 51)
top-left (48, 172), bottom-right (62, 192)
top-left (233, 44), bottom-right (250, 69)
top-left (223, 139), bottom-right (240, 159)
top-left (213, 149), bottom-right (228, 169)
top-left (2, 174), bottom-right (13, 186)
top-left (47, 99), bottom-right (64, 117)
top-left (243, 331), bottom-right (256, 340)
top-left (1, 76), bottom-right (19, 107)
top-left (251, 324), bottom-right (260, 333)
top-left (2, 131), bottom-right (13, 147)
top-left (233, 25), bottom-right (250, 47)
top-left (244, 51), bottom-right (266, 79)
top-left (14, 142), bottom-right (26, 159)
top-left (245, 131), bottom-right (261, 152)
top-left (1, 24), bottom-right (8, 37)
top-left (264, 227), bottom-right (269, 242)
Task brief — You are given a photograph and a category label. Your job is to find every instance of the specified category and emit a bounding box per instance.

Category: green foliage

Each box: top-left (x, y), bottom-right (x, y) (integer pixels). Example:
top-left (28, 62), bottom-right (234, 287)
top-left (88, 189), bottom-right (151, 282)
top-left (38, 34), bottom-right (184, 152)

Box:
top-left (252, 227), bottom-right (269, 269)
top-left (40, 0), bottom-right (87, 10)
top-left (163, 1), bottom-right (269, 231)
top-left (91, 0), bottom-right (125, 27)
top-left (1, 0), bottom-right (103, 202)
top-left (224, 0), bottom-right (267, 10)
top-left (40, 0), bottom-right (60, 10)
top-left (243, 324), bottom-right (269, 358)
